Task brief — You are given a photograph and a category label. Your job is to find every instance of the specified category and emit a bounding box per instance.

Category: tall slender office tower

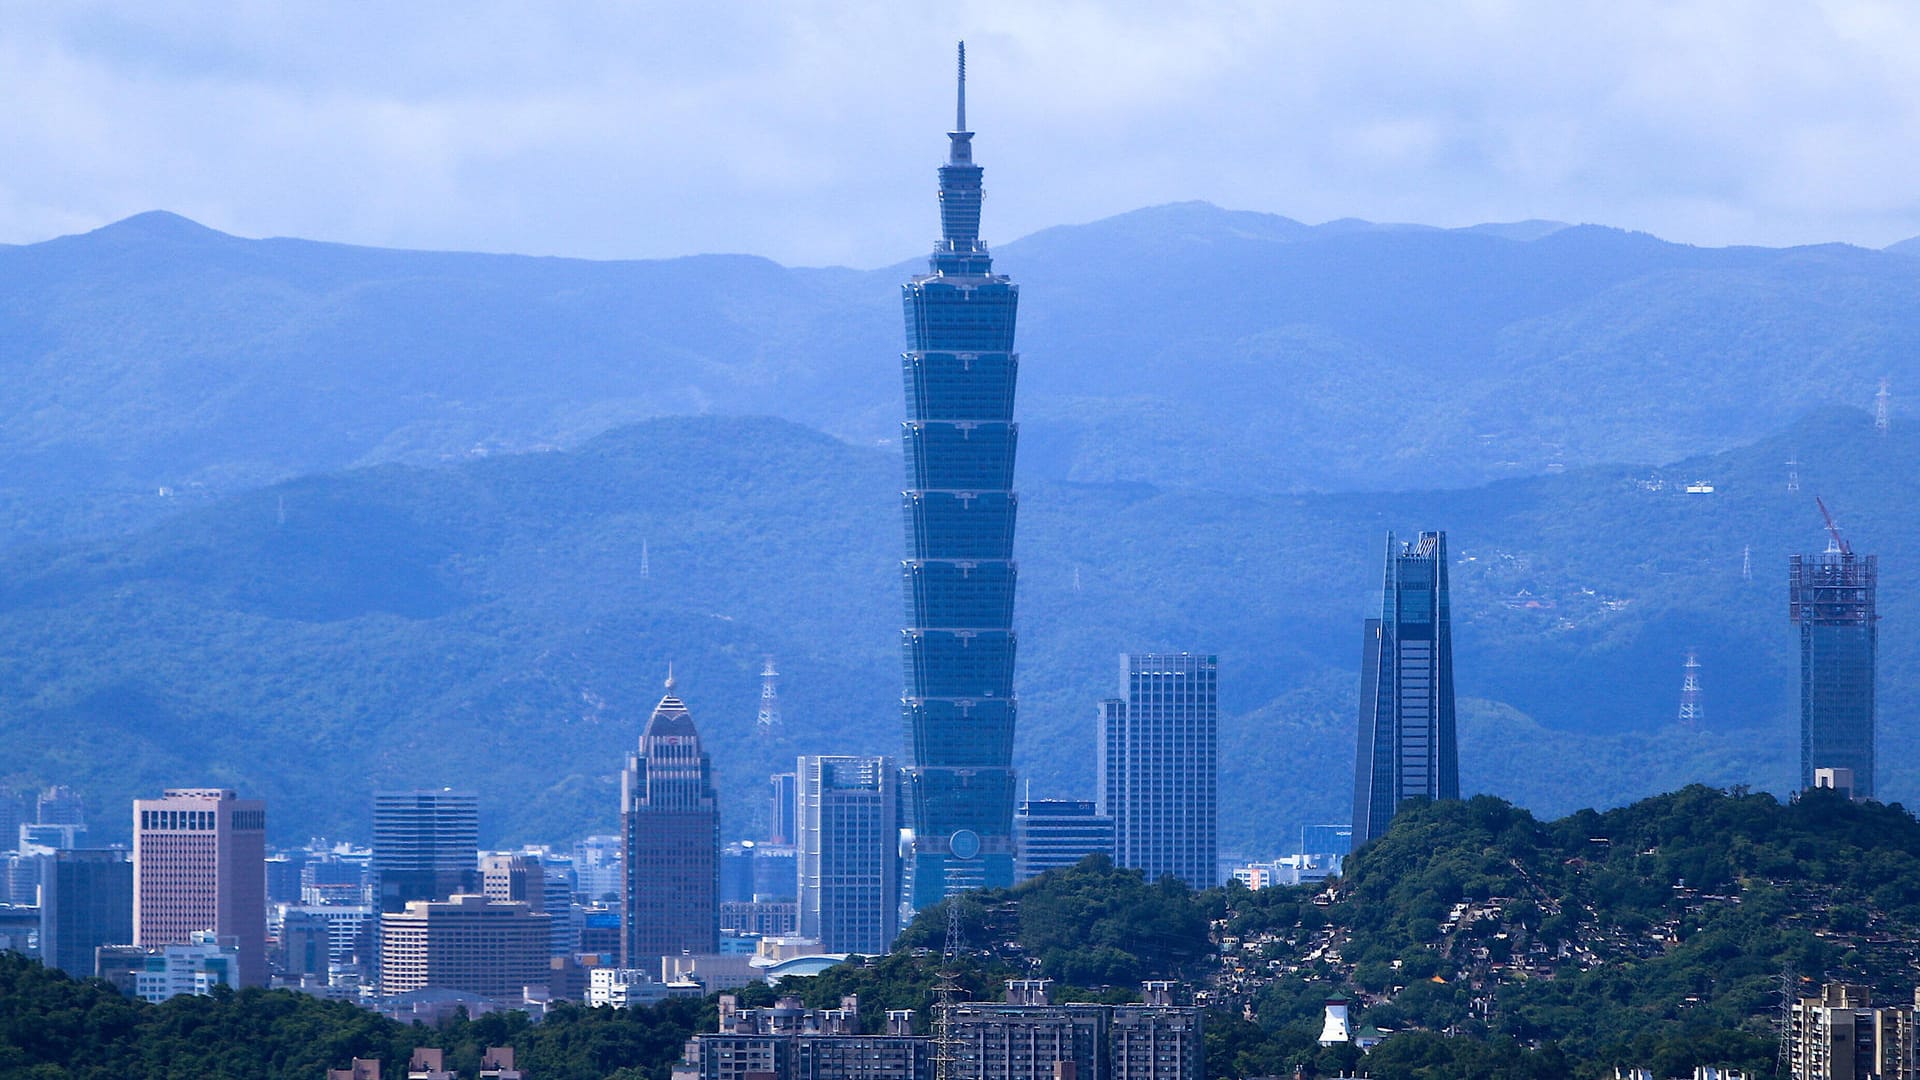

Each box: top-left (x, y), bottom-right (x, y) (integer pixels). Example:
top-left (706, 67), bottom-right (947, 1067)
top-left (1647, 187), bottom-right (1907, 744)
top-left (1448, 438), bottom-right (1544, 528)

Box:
top-left (796, 755), bottom-right (900, 955)
top-left (1351, 532), bottom-right (1460, 845)
top-left (621, 673), bottom-right (720, 966)
top-left (768, 772), bottom-right (799, 847)
top-left (132, 789), bottom-right (267, 986)
top-left (1098, 654), bottom-right (1219, 887)
top-left (1791, 545), bottom-right (1878, 796)
top-left (373, 790), bottom-right (480, 913)
top-left (899, 42), bottom-right (1022, 908)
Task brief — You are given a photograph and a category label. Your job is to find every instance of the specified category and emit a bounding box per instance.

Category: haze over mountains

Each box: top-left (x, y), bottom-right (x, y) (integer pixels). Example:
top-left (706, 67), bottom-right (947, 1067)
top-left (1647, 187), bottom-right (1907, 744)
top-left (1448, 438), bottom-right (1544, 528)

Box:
top-left (3, 204), bottom-right (1917, 547)
top-left (3, 204), bottom-right (1918, 850)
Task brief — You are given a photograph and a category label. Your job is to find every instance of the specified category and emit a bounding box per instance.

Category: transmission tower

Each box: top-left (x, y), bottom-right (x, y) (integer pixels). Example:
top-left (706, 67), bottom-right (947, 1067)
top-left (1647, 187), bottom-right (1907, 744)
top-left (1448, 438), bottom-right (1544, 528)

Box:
top-left (1876, 378), bottom-right (1891, 435)
top-left (640, 540), bottom-right (651, 580)
top-left (1775, 962), bottom-right (1799, 1078)
top-left (1677, 650), bottom-right (1703, 726)
top-left (933, 898), bottom-right (967, 1080)
top-left (756, 657), bottom-right (781, 735)
top-left (1785, 454), bottom-right (1800, 494)
top-left (1742, 545), bottom-right (1752, 582)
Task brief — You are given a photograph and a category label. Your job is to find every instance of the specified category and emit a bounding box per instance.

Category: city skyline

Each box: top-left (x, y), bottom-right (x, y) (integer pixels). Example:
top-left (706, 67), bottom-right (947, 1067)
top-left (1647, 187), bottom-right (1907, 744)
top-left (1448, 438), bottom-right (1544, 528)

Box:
top-left (0, 20), bottom-right (1913, 1076)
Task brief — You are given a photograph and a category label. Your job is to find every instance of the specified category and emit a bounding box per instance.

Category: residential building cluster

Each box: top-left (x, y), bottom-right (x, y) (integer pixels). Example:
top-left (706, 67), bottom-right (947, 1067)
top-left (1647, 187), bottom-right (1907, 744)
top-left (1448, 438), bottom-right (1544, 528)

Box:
top-left (676, 980), bottom-right (1203, 1080)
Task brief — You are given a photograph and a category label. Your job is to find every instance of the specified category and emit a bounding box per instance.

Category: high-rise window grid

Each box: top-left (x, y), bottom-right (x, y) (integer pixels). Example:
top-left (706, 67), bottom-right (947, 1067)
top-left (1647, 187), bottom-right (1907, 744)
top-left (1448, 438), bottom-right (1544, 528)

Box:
top-left (899, 50), bottom-right (1021, 908)
top-left (1352, 532), bottom-right (1460, 845)
top-left (1098, 654), bottom-right (1218, 889)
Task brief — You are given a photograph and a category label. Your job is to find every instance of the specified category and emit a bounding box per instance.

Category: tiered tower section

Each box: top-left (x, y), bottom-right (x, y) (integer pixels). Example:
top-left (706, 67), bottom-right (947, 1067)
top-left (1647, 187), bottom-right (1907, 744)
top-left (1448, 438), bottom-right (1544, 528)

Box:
top-left (900, 42), bottom-right (1020, 908)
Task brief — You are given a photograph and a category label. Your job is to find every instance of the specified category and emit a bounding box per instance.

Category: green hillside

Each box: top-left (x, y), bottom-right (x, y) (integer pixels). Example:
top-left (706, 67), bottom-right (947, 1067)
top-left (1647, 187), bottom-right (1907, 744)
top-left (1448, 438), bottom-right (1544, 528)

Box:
top-left (0, 405), bottom-right (1911, 849)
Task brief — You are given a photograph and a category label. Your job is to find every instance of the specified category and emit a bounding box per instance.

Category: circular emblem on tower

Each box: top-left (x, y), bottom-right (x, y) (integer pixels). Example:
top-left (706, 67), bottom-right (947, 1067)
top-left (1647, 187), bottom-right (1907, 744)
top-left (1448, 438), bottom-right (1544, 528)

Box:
top-left (949, 829), bottom-right (981, 860)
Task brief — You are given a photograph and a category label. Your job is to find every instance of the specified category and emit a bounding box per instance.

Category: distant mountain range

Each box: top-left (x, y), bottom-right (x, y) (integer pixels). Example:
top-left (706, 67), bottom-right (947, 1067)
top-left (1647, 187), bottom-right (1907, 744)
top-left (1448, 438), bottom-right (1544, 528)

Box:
top-left (3, 204), bottom-right (1918, 553)
top-left (2, 405), bottom-right (1910, 852)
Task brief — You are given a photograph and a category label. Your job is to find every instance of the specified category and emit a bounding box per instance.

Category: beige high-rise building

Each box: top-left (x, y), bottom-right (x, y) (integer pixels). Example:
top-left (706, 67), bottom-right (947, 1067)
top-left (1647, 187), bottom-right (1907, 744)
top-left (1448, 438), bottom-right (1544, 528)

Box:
top-left (379, 894), bottom-right (550, 1002)
top-left (481, 854), bottom-right (545, 911)
top-left (1790, 984), bottom-right (1915, 1080)
top-left (132, 788), bottom-right (267, 986)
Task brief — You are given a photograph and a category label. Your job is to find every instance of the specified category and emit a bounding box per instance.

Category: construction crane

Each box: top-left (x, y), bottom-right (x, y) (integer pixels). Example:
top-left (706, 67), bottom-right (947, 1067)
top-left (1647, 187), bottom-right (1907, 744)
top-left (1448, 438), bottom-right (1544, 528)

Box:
top-left (1815, 496), bottom-right (1851, 556)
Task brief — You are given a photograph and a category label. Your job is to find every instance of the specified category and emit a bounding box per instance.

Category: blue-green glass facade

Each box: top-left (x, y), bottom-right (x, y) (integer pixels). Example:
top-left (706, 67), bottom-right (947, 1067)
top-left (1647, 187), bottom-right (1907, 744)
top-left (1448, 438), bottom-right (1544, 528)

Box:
top-left (899, 45), bottom-right (1020, 908)
top-left (1351, 531), bottom-right (1460, 845)
top-left (1790, 550), bottom-right (1877, 797)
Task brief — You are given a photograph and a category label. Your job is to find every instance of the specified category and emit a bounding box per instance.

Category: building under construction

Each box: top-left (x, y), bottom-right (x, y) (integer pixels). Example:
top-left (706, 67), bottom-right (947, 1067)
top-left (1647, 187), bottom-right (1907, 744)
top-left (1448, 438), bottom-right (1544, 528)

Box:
top-left (1790, 502), bottom-right (1879, 798)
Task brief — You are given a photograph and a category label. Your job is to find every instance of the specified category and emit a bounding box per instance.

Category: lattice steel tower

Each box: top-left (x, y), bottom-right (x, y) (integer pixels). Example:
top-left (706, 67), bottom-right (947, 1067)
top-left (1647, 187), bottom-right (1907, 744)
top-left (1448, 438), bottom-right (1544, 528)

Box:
top-left (1677, 650), bottom-right (1703, 726)
top-left (899, 41), bottom-right (1021, 908)
top-left (756, 657), bottom-right (780, 735)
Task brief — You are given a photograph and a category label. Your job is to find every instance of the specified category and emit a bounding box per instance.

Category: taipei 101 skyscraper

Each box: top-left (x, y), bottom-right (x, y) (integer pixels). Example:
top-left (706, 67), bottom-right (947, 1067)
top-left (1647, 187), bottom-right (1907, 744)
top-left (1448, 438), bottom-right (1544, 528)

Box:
top-left (899, 42), bottom-right (1021, 908)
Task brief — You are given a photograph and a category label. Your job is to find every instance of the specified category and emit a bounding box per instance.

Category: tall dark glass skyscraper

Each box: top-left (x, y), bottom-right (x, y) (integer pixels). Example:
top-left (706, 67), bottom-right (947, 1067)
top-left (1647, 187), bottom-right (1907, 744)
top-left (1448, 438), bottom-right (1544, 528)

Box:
top-left (1790, 546), bottom-right (1878, 797)
top-left (899, 43), bottom-right (1021, 908)
top-left (373, 789), bottom-right (479, 914)
top-left (1352, 531), bottom-right (1460, 845)
top-left (621, 674), bottom-right (720, 965)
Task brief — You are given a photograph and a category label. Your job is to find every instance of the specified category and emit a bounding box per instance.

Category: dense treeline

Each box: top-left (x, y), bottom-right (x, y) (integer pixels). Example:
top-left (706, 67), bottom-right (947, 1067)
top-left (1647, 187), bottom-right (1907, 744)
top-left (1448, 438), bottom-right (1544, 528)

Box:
top-left (0, 951), bottom-right (707, 1080)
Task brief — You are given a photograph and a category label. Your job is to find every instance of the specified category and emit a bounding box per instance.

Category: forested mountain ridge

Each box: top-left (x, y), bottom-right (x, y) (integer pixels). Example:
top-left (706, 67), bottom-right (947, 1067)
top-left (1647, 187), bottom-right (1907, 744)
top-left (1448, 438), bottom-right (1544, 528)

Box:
top-left (0, 405), bottom-right (1914, 849)
top-left (2, 204), bottom-right (1917, 549)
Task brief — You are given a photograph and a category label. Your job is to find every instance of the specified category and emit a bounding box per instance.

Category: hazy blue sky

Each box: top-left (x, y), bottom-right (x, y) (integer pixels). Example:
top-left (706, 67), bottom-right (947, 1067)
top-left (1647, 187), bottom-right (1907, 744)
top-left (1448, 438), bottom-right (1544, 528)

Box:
top-left (4, 2), bottom-right (1919, 266)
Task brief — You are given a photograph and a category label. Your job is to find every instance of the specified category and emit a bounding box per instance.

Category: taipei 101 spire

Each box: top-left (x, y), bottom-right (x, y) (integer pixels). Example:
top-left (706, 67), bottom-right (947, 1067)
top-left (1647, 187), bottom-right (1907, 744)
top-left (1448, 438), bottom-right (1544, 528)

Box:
top-left (899, 42), bottom-right (1022, 908)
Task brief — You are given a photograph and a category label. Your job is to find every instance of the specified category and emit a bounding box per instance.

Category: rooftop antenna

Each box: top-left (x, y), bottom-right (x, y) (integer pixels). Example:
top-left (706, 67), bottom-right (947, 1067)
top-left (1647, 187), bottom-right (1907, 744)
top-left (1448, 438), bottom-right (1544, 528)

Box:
top-left (1876, 377), bottom-right (1890, 435)
top-left (1815, 496), bottom-right (1851, 556)
top-left (756, 657), bottom-right (781, 735)
top-left (1677, 650), bottom-right (1703, 726)
top-left (955, 41), bottom-right (967, 133)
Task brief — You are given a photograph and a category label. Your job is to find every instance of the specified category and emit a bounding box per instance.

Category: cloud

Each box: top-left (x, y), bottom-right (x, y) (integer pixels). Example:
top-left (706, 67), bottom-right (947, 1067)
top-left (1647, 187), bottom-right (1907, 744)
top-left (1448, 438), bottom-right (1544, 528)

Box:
top-left (1, 1), bottom-right (1918, 265)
